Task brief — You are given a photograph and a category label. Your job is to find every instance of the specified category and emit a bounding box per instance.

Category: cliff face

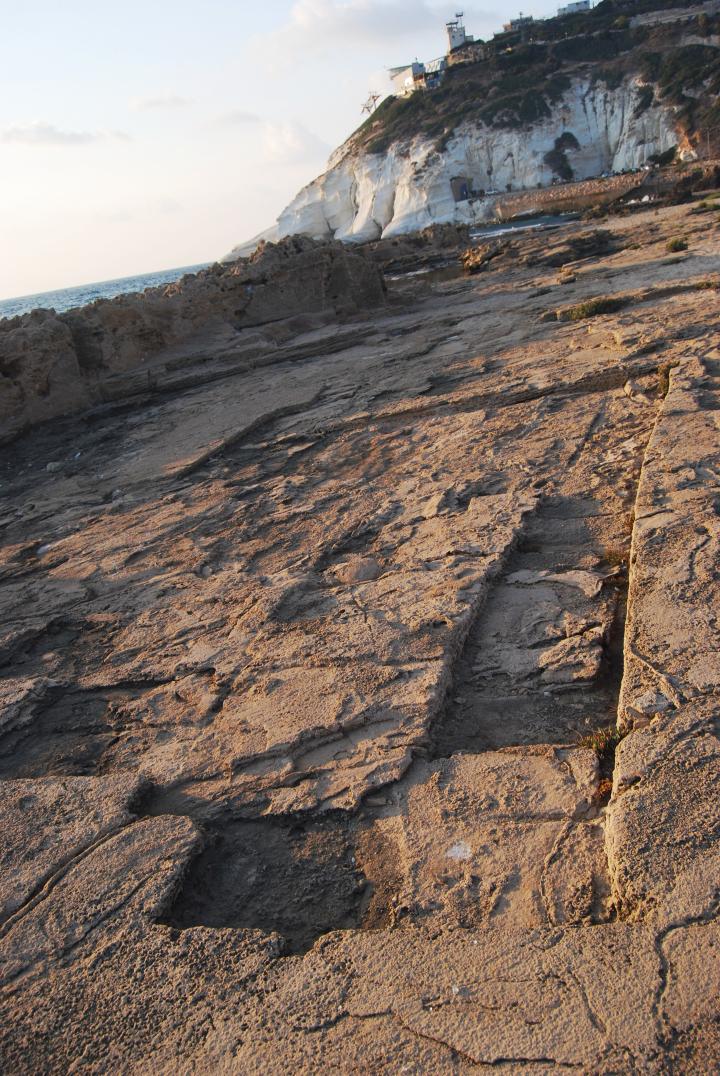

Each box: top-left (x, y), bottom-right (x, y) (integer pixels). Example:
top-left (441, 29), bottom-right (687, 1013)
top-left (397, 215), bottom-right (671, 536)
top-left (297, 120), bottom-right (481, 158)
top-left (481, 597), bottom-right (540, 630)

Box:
top-left (271, 78), bottom-right (676, 243)
top-left (224, 13), bottom-right (720, 259)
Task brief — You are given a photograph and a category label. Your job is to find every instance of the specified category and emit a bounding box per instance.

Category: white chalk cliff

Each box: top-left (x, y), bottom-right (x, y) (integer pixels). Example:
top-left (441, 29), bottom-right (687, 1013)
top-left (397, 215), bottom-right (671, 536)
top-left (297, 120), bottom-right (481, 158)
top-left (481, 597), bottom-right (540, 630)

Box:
top-left (225, 76), bottom-right (678, 258)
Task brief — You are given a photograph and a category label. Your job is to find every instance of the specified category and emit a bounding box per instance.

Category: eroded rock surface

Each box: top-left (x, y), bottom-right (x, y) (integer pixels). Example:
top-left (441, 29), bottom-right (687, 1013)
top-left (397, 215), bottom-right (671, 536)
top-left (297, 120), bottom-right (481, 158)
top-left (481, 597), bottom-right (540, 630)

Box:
top-left (1, 200), bottom-right (719, 1070)
top-left (0, 236), bottom-right (386, 445)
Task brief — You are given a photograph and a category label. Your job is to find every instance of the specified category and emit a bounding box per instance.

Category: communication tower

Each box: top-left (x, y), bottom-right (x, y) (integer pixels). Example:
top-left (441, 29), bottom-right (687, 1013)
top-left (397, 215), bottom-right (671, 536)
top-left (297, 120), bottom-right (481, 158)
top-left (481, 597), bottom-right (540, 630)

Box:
top-left (361, 92), bottom-right (381, 115)
top-left (446, 12), bottom-right (469, 52)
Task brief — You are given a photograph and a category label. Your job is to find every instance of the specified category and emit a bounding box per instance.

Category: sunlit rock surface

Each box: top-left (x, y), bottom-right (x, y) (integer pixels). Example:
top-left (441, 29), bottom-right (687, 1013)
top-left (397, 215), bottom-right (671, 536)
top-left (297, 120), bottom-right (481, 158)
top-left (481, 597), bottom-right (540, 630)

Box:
top-left (1, 201), bottom-right (720, 1070)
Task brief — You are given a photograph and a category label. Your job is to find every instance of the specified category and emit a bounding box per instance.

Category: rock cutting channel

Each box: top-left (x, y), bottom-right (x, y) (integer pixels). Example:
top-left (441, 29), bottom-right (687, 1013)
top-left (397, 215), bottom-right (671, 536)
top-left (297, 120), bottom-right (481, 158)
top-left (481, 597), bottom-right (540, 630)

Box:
top-left (1, 201), bottom-right (720, 1071)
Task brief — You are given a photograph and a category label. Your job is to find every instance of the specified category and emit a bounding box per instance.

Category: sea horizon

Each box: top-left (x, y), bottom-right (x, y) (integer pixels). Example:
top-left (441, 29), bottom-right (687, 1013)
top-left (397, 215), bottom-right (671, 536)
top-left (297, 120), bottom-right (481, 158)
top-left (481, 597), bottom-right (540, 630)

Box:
top-left (0, 260), bottom-right (214, 321)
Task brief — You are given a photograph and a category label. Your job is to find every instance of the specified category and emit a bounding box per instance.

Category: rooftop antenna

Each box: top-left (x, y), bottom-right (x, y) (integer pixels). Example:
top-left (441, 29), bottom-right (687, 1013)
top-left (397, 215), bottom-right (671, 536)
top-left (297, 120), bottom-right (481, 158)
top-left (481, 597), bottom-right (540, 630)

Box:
top-left (361, 92), bottom-right (381, 115)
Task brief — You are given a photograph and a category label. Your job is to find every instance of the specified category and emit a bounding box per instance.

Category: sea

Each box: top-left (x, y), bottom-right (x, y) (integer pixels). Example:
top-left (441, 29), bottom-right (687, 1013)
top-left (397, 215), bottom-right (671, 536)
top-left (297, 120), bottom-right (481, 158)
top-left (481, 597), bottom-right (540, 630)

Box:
top-left (0, 218), bottom-right (578, 319)
top-left (469, 212), bottom-right (579, 239)
top-left (0, 262), bottom-right (212, 321)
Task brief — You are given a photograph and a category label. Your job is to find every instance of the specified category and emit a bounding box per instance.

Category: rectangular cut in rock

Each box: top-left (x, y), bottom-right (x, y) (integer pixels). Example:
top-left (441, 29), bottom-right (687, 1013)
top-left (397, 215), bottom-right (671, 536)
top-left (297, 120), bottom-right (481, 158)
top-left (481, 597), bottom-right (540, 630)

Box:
top-left (362, 746), bottom-right (602, 930)
top-left (609, 356), bottom-right (720, 923)
top-left (204, 492), bottom-right (538, 814)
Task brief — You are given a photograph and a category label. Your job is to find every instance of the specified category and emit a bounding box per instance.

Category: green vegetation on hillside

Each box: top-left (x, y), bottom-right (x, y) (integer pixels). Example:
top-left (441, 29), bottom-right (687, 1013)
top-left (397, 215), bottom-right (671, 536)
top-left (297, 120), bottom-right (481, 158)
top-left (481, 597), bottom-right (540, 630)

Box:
top-left (641, 44), bottom-right (720, 129)
top-left (353, 5), bottom-right (720, 158)
top-left (544, 132), bottom-right (581, 182)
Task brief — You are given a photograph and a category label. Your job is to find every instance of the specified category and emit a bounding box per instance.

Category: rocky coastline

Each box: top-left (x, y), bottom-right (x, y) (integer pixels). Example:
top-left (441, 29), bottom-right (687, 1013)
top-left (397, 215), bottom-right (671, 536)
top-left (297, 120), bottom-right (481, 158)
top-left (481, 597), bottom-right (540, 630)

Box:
top-left (0, 237), bottom-right (385, 445)
top-left (0, 191), bottom-right (720, 1069)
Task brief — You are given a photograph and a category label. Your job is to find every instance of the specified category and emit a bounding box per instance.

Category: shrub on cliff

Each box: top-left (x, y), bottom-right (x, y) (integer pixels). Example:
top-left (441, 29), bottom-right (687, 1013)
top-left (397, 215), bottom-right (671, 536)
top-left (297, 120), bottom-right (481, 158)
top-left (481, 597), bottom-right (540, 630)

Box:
top-left (352, 20), bottom-right (719, 160)
top-left (543, 132), bottom-right (580, 182)
top-left (633, 84), bottom-right (654, 117)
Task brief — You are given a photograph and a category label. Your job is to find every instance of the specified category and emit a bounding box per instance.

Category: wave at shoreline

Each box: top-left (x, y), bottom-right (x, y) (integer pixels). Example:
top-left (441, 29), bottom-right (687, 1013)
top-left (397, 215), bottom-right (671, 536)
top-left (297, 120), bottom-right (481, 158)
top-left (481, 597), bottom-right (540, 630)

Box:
top-left (0, 262), bottom-right (212, 321)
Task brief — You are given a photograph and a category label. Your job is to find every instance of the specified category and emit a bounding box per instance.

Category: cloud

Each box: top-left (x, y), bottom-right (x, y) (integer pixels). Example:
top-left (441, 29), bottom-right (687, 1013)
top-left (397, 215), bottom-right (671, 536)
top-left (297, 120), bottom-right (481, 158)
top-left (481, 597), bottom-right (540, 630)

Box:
top-left (262, 1), bottom-right (499, 55)
top-left (1, 121), bottom-right (102, 146)
top-left (261, 120), bottom-right (331, 165)
top-left (132, 94), bottom-right (192, 111)
top-left (93, 197), bottom-right (182, 225)
top-left (151, 197), bottom-right (184, 215)
top-left (218, 109), bottom-right (262, 127)
top-left (276, 0), bottom-right (434, 47)
top-left (94, 209), bottom-right (135, 224)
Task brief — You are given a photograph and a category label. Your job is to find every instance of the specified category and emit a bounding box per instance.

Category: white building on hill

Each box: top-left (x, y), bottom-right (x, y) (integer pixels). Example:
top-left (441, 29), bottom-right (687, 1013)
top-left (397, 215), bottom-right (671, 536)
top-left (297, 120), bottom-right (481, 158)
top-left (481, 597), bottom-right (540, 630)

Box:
top-left (557, 0), bottom-right (591, 15)
top-left (446, 13), bottom-right (474, 52)
top-left (389, 61), bottom-right (426, 96)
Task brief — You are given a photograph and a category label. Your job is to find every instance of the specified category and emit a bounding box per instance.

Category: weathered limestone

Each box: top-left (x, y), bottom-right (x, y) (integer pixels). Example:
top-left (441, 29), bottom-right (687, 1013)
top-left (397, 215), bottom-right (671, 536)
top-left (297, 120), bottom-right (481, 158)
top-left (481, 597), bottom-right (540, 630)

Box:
top-left (238, 77), bottom-right (675, 248)
top-left (0, 774), bottom-right (144, 922)
top-left (0, 237), bottom-right (386, 444)
top-left (1, 201), bottom-right (720, 1069)
top-left (619, 355), bottom-right (720, 724)
top-left (607, 352), bottom-right (720, 924)
top-left (222, 925), bottom-right (662, 1072)
top-left (360, 747), bottom-right (607, 932)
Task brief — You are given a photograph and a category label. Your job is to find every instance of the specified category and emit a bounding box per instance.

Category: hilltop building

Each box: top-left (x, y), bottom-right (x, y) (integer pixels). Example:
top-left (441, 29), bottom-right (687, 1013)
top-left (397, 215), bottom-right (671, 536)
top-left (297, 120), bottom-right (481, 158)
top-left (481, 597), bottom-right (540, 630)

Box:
top-left (390, 15), bottom-right (463, 98)
top-left (389, 61), bottom-right (426, 96)
top-left (424, 56), bottom-right (448, 89)
top-left (557, 1), bottom-right (591, 15)
top-left (389, 57), bottom-right (448, 96)
top-left (503, 12), bottom-right (535, 31)
top-left (446, 13), bottom-right (474, 51)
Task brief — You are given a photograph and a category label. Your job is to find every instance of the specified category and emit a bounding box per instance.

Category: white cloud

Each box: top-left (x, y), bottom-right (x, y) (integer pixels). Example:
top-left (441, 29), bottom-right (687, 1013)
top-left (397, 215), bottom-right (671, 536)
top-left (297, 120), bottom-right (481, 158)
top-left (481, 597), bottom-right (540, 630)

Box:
top-left (277, 0), bottom-right (434, 46)
top-left (151, 197), bottom-right (184, 215)
top-left (1, 121), bottom-right (102, 146)
top-left (132, 94), bottom-right (192, 111)
top-left (262, 1), bottom-right (499, 55)
top-left (94, 209), bottom-right (135, 224)
top-left (261, 120), bottom-right (330, 165)
top-left (218, 109), bottom-right (262, 126)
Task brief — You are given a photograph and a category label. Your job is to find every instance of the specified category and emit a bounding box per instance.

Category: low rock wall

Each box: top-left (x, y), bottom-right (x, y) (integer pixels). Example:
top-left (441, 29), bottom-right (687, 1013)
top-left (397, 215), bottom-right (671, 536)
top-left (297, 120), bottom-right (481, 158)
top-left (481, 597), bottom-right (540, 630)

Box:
top-left (493, 173), bottom-right (641, 218)
top-left (607, 353), bottom-right (720, 923)
top-left (0, 237), bottom-right (386, 444)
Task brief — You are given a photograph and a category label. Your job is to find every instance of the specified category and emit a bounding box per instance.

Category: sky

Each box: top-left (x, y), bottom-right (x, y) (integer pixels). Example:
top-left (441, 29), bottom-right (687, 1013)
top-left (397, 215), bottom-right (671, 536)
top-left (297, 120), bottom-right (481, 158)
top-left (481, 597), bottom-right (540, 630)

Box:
top-left (0, 0), bottom-right (564, 299)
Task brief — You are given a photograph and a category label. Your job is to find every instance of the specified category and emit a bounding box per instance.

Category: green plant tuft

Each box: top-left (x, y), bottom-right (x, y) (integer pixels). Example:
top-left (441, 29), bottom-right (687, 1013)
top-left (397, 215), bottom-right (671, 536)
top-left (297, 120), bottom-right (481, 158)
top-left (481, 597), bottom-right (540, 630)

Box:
top-left (579, 725), bottom-right (624, 779)
top-left (665, 237), bottom-right (688, 252)
top-left (658, 360), bottom-right (680, 398)
top-left (560, 296), bottom-right (626, 321)
top-left (603, 544), bottom-right (628, 569)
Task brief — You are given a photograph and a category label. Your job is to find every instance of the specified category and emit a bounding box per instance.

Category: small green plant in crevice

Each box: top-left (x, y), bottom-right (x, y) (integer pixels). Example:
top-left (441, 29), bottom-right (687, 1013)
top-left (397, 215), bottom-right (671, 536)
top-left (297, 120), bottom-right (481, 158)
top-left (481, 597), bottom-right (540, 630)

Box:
top-left (623, 509), bottom-right (635, 537)
top-left (579, 725), bottom-right (625, 787)
top-left (602, 543), bottom-right (628, 569)
top-left (665, 236), bottom-right (688, 253)
top-left (658, 360), bottom-right (680, 398)
top-left (695, 279), bottom-right (720, 290)
top-left (560, 296), bottom-right (626, 322)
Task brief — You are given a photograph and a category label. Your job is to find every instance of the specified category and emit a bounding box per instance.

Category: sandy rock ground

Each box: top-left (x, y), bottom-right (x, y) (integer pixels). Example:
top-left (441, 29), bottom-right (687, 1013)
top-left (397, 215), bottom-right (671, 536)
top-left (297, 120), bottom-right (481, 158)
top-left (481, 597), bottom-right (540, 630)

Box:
top-left (0, 201), bottom-right (719, 1071)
